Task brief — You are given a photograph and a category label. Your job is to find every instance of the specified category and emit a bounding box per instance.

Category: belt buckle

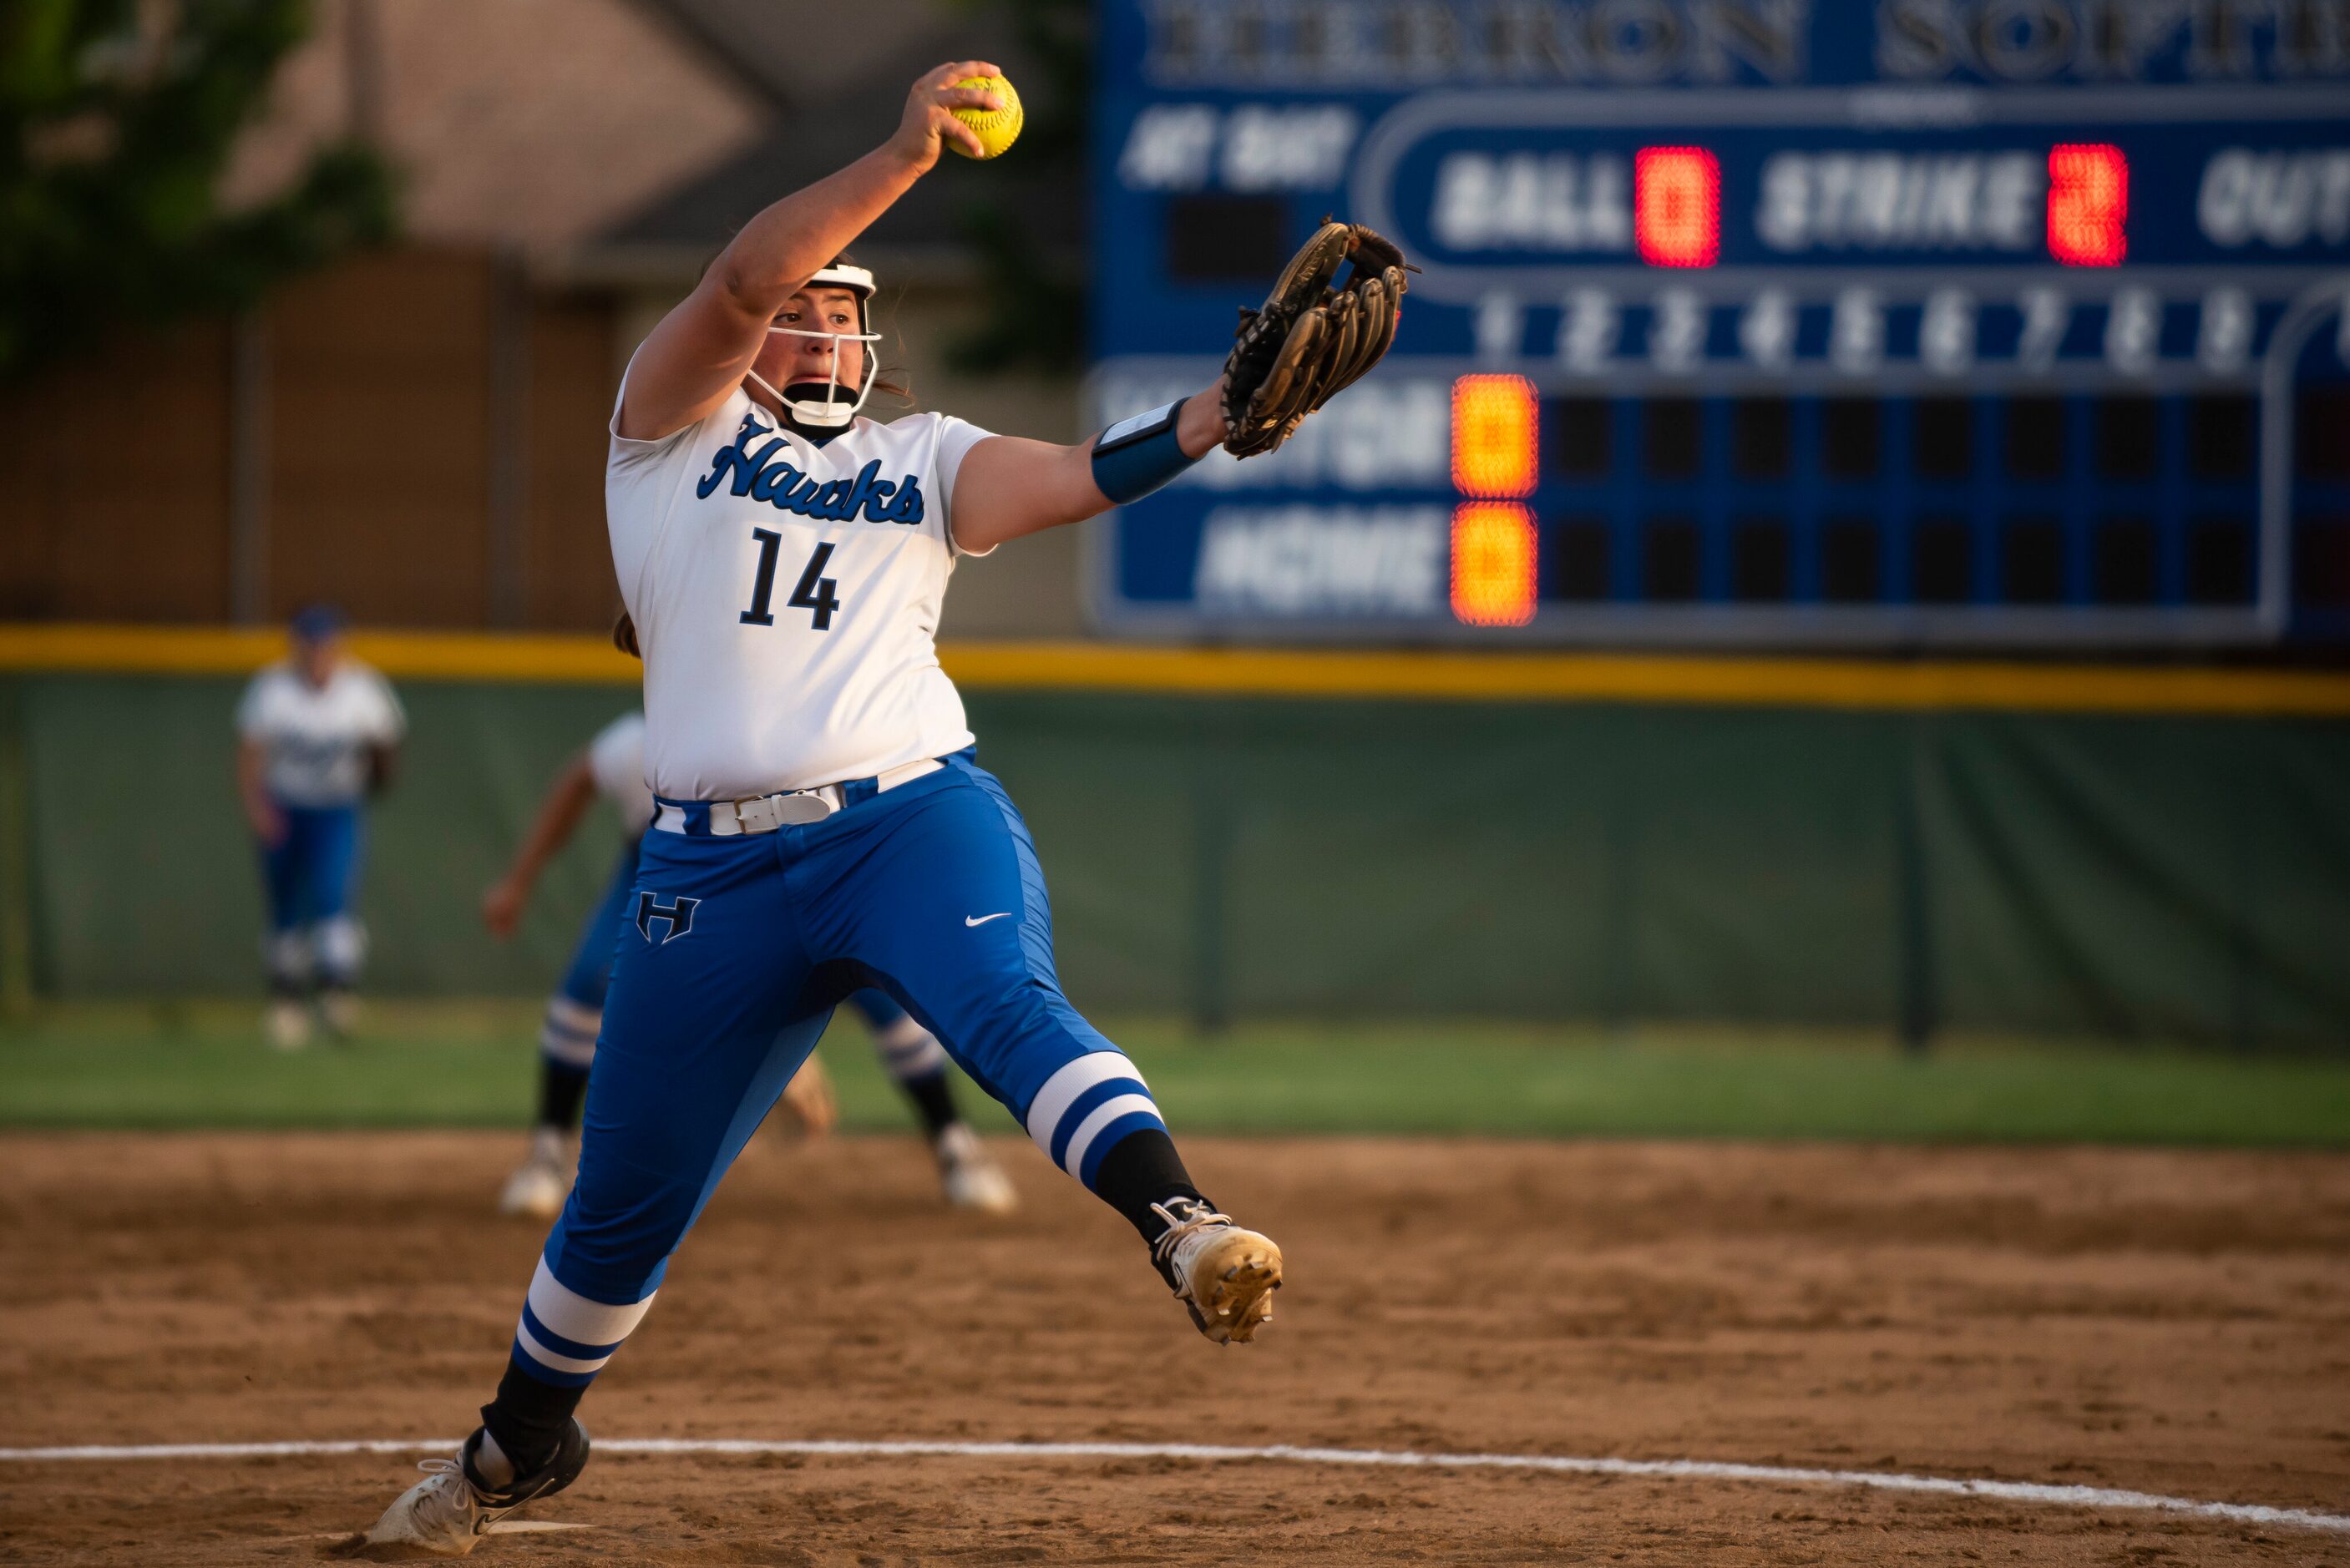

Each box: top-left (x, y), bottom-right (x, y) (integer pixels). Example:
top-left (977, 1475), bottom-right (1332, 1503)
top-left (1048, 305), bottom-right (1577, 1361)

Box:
top-left (752, 790), bottom-right (836, 827)
top-left (727, 787), bottom-right (840, 834)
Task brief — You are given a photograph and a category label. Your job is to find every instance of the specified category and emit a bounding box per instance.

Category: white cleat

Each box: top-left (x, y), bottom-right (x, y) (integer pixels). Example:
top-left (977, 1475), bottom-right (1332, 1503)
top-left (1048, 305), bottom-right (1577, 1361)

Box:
top-left (266, 999), bottom-right (311, 1053)
top-left (317, 988), bottom-right (362, 1039)
top-left (349, 1456), bottom-right (494, 1559)
top-left (1151, 1197), bottom-right (1284, 1345)
top-left (934, 1123), bottom-right (1019, 1215)
top-left (498, 1131), bottom-right (570, 1220)
top-left (342, 1424), bottom-right (589, 1560)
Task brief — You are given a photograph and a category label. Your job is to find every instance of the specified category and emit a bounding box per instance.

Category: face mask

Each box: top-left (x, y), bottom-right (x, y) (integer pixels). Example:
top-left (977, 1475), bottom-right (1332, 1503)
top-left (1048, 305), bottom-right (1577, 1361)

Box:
top-left (747, 319), bottom-right (883, 430)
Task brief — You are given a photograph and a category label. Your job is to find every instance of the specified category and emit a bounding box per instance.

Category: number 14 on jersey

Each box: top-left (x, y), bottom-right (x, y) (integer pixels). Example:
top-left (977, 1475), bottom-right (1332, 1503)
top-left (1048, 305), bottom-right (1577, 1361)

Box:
top-left (741, 529), bottom-right (841, 631)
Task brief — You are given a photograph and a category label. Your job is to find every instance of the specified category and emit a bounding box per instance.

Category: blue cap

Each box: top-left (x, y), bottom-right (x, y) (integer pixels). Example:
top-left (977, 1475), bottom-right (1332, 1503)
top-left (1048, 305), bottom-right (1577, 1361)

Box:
top-left (290, 604), bottom-right (347, 644)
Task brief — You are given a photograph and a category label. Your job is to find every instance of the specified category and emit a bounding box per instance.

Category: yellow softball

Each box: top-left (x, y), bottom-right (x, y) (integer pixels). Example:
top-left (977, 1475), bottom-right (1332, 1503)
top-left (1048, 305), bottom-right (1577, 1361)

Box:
top-left (948, 73), bottom-right (1022, 159)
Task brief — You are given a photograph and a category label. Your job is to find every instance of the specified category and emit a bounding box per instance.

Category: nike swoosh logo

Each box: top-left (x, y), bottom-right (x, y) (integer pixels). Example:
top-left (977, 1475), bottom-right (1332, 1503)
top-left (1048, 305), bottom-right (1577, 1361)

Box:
top-left (965, 913), bottom-right (1013, 927)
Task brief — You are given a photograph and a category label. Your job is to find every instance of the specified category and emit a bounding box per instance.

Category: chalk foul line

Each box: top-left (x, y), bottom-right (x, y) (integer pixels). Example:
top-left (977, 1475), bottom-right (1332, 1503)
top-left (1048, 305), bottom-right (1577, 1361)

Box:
top-left (2, 1437), bottom-right (2342, 1536)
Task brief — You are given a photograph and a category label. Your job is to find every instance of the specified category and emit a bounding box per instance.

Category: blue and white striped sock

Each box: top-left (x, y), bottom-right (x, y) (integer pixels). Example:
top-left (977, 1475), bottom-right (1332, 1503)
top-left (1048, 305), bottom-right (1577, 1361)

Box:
top-left (538, 996), bottom-right (600, 1071)
top-left (1022, 1050), bottom-right (1167, 1191)
top-left (872, 1013), bottom-right (949, 1082)
top-left (509, 1257), bottom-right (656, 1389)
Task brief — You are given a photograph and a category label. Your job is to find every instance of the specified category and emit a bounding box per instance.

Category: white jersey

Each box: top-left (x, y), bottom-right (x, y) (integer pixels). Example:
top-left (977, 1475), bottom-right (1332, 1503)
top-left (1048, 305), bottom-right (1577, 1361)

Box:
top-left (607, 376), bottom-right (993, 800)
top-left (236, 659), bottom-right (405, 807)
top-left (585, 711), bottom-right (656, 838)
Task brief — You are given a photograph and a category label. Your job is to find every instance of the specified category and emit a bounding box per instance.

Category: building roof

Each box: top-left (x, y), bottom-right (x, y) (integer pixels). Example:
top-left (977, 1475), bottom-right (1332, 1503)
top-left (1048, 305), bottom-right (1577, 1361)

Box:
top-left (627, 0), bottom-right (936, 110)
top-left (223, 0), bottom-right (768, 263)
top-left (222, 0), bottom-right (1070, 286)
top-left (585, 0), bottom-right (1080, 286)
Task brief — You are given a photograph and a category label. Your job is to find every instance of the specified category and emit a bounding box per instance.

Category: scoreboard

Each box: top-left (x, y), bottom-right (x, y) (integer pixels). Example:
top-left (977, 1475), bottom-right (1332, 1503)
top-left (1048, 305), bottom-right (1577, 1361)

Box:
top-left (1085, 0), bottom-right (2350, 646)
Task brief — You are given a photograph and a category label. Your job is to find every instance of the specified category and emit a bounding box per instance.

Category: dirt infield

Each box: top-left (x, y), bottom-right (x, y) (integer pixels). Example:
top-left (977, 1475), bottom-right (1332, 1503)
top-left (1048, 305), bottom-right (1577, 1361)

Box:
top-left (2, 1130), bottom-right (2347, 1565)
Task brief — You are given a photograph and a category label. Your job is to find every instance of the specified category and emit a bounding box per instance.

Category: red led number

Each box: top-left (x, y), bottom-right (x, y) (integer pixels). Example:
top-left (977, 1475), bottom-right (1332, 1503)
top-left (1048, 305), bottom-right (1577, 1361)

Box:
top-left (2048, 144), bottom-right (2127, 267)
top-left (1451, 504), bottom-right (1537, 627)
top-left (1451, 375), bottom-right (1539, 498)
top-left (1635, 147), bottom-right (1719, 269)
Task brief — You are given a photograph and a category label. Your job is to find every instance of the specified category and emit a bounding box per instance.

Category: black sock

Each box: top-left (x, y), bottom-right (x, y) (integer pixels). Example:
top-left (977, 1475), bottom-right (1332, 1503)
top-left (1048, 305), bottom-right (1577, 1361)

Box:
top-left (481, 1356), bottom-right (585, 1480)
top-left (1087, 1128), bottom-right (1208, 1246)
top-left (896, 1068), bottom-right (960, 1141)
top-left (536, 1058), bottom-right (590, 1133)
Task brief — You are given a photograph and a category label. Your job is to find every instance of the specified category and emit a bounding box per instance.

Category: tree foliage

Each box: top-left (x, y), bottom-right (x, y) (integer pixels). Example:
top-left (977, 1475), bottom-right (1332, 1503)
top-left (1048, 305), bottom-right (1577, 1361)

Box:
top-left (0, 0), bottom-right (396, 379)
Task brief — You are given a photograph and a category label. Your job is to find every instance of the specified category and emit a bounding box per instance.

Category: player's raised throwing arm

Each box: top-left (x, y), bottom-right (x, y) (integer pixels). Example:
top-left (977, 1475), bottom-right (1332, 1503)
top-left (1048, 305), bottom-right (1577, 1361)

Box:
top-left (615, 62), bottom-right (1004, 443)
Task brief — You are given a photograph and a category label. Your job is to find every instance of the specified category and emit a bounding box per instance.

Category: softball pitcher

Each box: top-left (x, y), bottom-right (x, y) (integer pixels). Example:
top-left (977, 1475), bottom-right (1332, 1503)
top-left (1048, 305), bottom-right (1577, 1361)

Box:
top-left (483, 710), bottom-right (1017, 1220)
top-left (352, 59), bottom-right (1405, 1553)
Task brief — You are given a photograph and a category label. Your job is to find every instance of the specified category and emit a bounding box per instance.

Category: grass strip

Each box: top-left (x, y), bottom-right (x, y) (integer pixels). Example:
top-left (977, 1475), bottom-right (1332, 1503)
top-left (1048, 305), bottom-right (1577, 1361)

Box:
top-left (3, 1002), bottom-right (2345, 1146)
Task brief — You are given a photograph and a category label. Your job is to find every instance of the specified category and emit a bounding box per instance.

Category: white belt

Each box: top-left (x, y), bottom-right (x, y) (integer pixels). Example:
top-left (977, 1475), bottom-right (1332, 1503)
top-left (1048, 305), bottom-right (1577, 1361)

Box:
top-left (653, 757), bottom-right (943, 837)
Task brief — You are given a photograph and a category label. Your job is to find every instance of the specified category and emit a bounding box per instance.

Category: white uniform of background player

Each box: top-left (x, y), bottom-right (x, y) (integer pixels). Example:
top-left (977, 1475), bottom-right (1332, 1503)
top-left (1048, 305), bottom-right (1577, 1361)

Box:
top-left (234, 605), bottom-right (404, 1049)
top-left (589, 712), bottom-right (657, 832)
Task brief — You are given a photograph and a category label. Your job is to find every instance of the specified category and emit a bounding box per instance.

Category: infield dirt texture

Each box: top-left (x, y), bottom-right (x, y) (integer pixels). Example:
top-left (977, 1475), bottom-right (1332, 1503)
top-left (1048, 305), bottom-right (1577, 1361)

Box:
top-left (3, 1132), bottom-right (2347, 1564)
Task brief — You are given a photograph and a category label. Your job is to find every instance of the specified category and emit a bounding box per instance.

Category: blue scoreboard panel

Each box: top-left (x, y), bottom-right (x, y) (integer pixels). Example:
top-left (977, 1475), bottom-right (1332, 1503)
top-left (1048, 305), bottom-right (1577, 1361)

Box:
top-left (1086, 0), bottom-right (2350, 645)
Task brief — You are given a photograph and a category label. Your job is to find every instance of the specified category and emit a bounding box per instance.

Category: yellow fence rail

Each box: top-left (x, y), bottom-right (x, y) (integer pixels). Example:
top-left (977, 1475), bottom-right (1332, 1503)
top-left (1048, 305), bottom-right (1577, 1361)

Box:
top-left (3, 624), bottom-right (2349, 716)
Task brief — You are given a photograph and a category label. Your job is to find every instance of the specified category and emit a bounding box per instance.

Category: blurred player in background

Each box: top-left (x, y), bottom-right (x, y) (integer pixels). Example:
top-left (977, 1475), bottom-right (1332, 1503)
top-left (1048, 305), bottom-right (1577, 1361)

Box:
top-left (482, 709), bottom-right (1017, 1220)
top-left (234, 604), bottom-right (403, 1050)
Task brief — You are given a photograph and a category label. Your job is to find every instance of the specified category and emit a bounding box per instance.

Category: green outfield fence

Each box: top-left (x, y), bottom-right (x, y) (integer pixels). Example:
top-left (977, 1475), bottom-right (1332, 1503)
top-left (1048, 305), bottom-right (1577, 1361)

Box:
top-left (1, 630), bottom-right (2347, 1050)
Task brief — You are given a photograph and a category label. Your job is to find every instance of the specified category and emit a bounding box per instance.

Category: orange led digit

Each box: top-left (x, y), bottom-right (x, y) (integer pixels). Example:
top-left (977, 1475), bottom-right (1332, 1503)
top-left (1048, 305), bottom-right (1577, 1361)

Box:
top-left (1451, 503), bottom-right (1539, 627)
top-left (1634, 146), bottom-right (1720, 269)
top-left (2048, 144), bottom-right (2128, 266)
top-left (1451, 374), bottom-right (1540, 498)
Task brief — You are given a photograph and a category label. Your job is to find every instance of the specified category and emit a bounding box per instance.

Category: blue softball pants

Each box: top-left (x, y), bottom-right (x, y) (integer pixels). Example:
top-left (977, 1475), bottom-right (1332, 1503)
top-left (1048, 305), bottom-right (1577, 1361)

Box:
top-left (510, 751), bottom-right (1166, 1387)
top-left (260, 802), bottom-right (363, 932)
top-left (537, 838), bottom-right (913, 1070)
top-left (258, 802), bottom-right (367, 988)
